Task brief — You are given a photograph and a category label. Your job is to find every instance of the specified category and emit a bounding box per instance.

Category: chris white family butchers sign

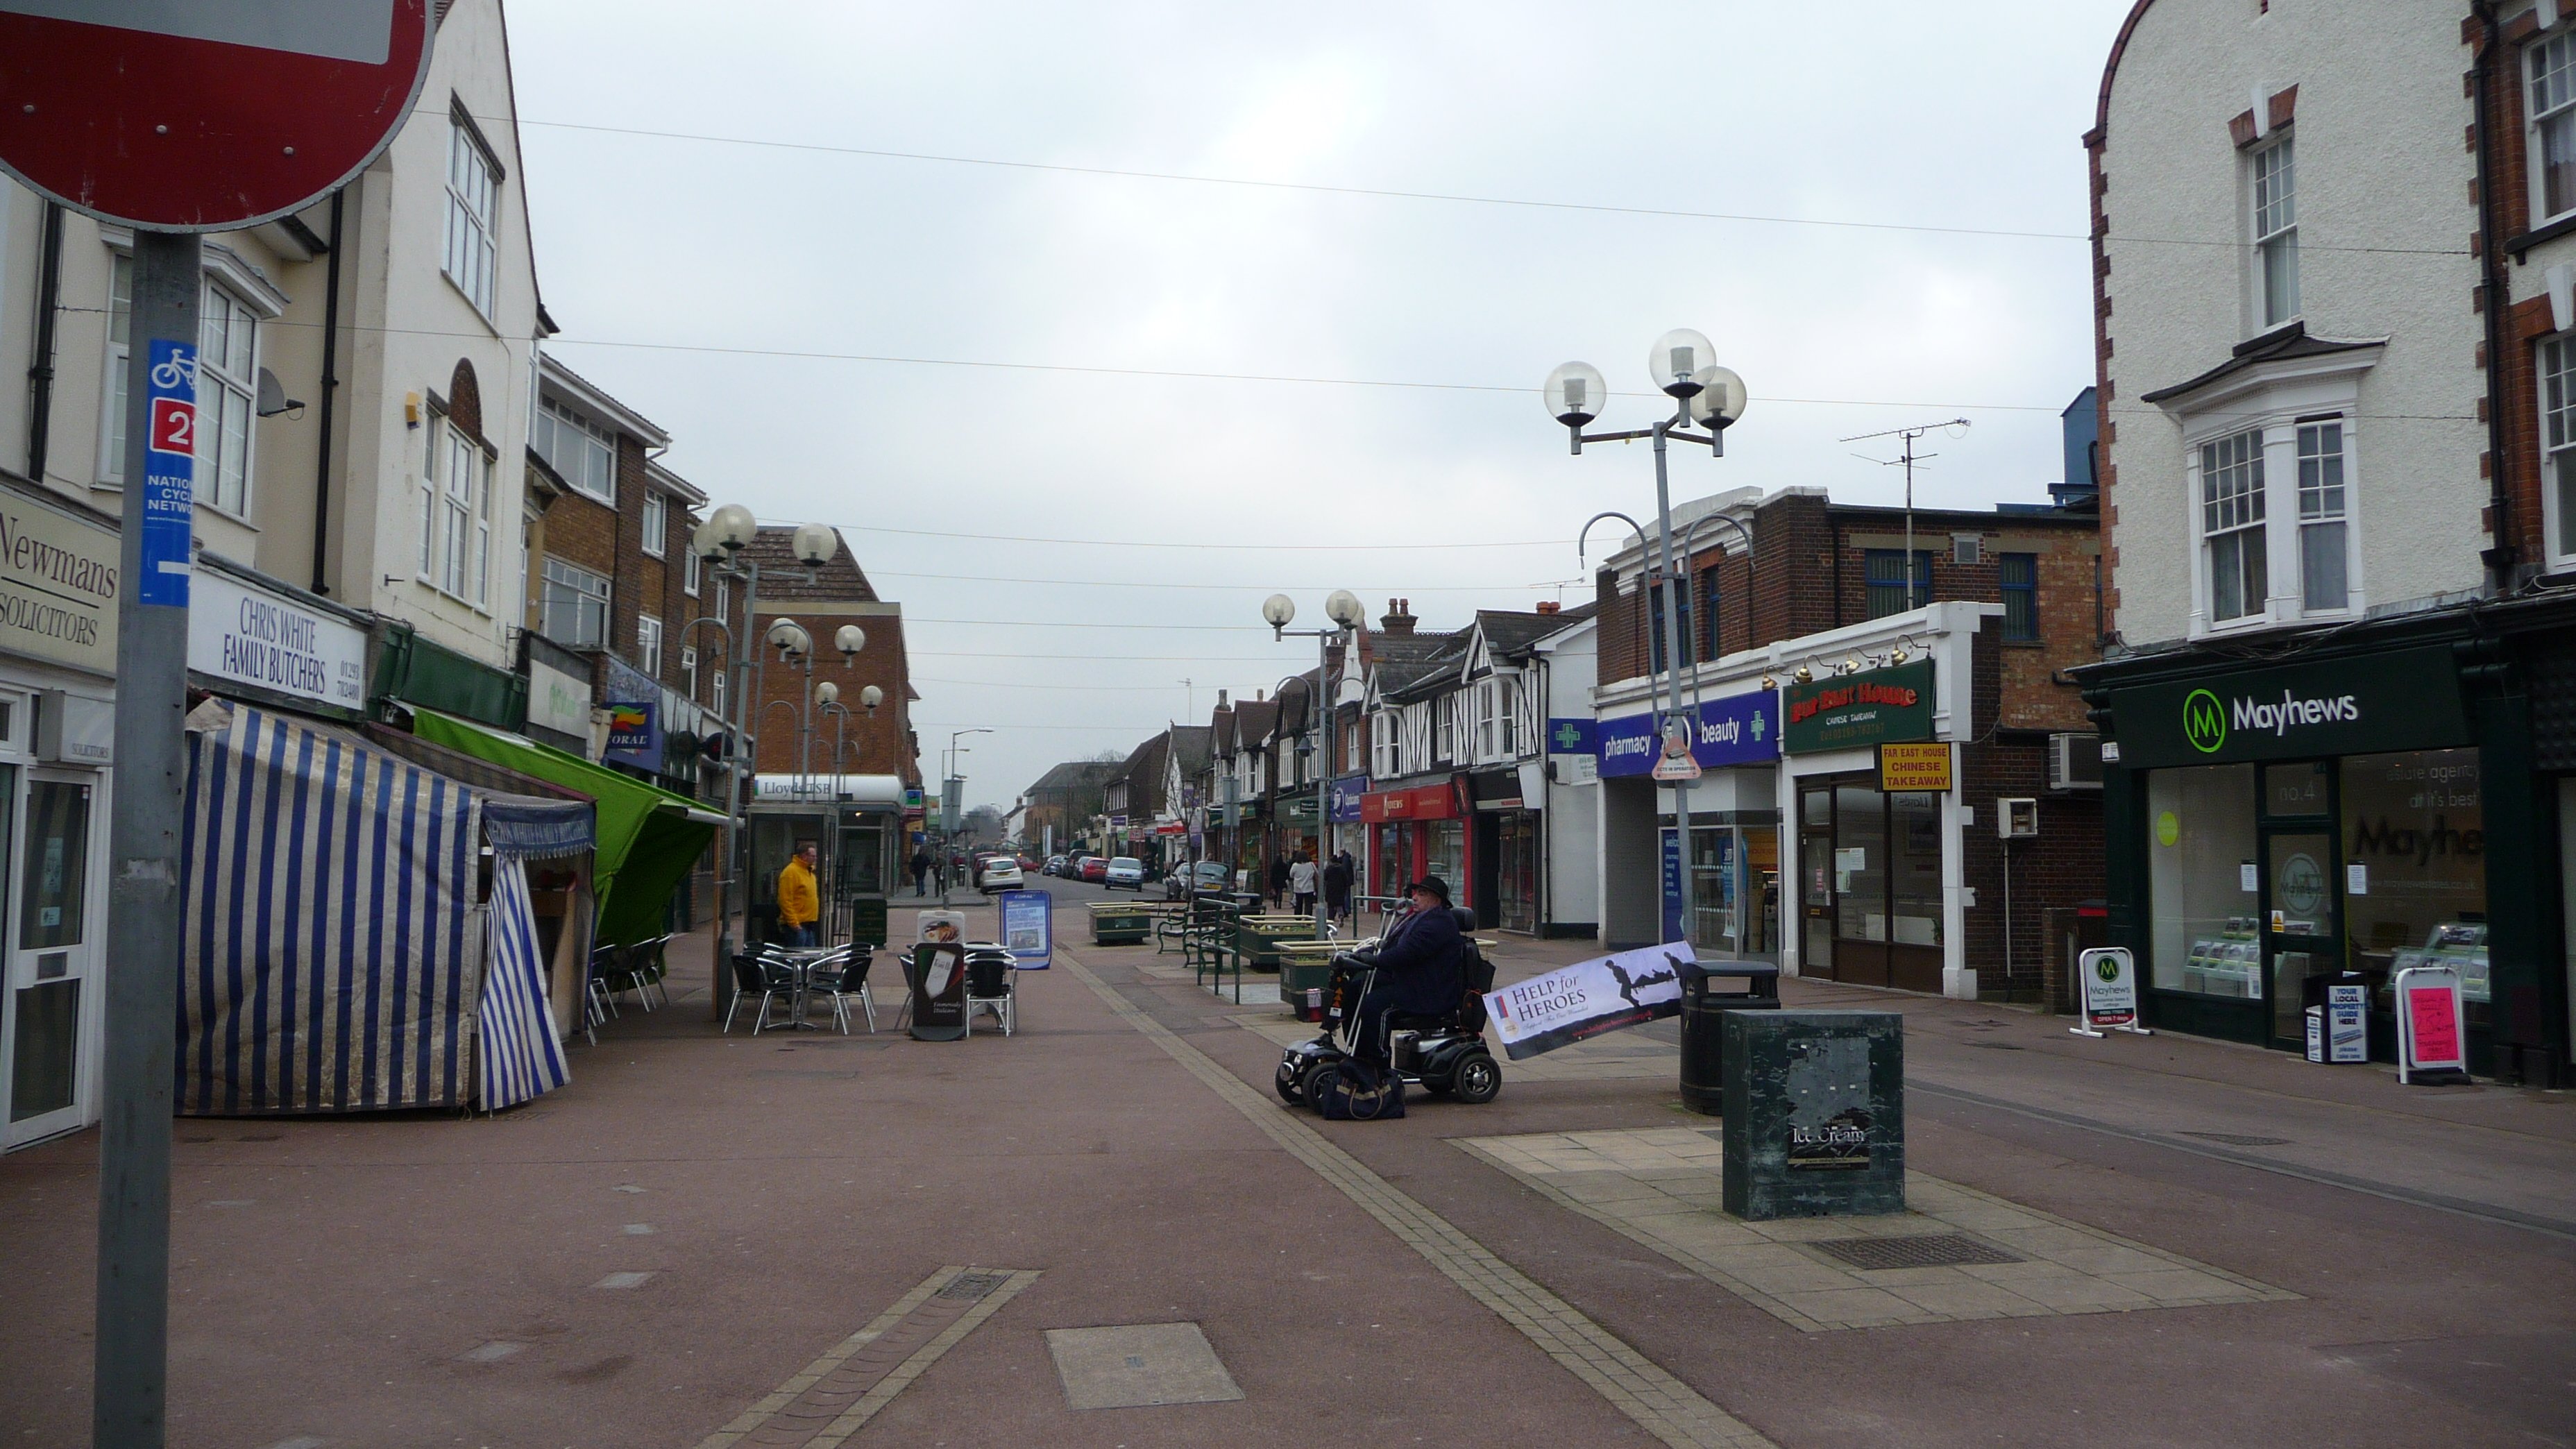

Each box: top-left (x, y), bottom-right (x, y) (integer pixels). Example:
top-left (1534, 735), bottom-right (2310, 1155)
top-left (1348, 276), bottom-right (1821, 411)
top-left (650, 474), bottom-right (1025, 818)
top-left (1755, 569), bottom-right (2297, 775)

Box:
top-left (0, 488), bottom-right (119, 676)
top-left (1484, 942), bottom-right (1693, 1060)
top-left (2107, 647), bottom-right (2471, 770)
top-left (186, 572), bottom-right (366, 712)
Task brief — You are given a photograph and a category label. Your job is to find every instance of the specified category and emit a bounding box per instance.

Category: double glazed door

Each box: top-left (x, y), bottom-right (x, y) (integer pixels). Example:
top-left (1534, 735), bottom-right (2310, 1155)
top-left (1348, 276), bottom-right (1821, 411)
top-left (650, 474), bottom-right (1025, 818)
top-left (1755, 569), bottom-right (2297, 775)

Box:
top-left (2262, 828), bottom-right (2343, 1050)
top-left (2, 770), bottom-right (97, 1149)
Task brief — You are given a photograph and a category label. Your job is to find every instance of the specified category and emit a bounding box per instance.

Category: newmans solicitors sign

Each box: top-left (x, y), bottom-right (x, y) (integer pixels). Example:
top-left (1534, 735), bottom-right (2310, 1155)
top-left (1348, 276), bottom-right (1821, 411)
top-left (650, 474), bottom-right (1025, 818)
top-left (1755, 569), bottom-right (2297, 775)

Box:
top-left (0, 485), bottom-right (119, 677)
top-left (2105, 646), bottom-right (2471, 770)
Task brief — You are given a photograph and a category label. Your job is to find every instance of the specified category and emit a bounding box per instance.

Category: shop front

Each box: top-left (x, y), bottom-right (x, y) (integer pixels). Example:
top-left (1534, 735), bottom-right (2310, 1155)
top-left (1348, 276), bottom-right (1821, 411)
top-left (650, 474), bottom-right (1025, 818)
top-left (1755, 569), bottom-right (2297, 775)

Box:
top-left (1781, 659), bottom-right (1955, 994)
top-left (0, 481), bottom-right (120, 1149)
top-left (1598, 688), bottom-right (1783, 960)
top-left (2096, 644), bottom-right (2511, 1063)
top-left (1470, 768), bottom-right (1541, 934)
top-left (1362, 778), bottom-right (1466, 908)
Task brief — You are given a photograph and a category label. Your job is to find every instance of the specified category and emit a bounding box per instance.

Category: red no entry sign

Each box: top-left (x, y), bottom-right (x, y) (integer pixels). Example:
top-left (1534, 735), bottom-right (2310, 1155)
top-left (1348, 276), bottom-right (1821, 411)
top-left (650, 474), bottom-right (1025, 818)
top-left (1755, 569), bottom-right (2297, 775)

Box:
top-left (0, 0), bottom-right (434, 230)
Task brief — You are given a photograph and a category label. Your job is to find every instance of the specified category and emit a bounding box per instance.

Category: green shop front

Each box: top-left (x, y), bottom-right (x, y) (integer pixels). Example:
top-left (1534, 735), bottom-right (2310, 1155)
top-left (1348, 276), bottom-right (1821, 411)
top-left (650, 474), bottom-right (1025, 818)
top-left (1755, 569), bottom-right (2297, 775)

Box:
top-left (2093, 641), bottom-right (2546, 1075)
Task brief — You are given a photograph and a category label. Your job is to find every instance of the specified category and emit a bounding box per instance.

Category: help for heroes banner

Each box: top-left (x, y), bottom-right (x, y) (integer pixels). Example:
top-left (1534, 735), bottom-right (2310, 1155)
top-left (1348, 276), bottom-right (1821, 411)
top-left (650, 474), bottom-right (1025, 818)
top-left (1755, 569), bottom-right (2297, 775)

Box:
top-left (1482, 942), bottom-right (1697, 1061)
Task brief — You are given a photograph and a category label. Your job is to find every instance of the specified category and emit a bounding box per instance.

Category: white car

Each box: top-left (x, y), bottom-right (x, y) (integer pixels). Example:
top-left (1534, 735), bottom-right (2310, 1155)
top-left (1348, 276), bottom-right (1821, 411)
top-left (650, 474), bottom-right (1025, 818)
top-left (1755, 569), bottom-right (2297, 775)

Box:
top-left (978, 858), bottom-right (1024, 892)
top-left (1103, 856), bottom-right (1146, 890)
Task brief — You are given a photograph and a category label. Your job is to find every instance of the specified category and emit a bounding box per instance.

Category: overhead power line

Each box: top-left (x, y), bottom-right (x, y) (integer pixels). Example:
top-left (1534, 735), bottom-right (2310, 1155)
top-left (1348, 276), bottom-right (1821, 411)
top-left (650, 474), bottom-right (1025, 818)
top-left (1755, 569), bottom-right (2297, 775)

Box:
top-left (863, 567), bottom-right (1579, 592)
top-left (501, 115), bottom-right (2469, 258)
top-left (66, 305), bottom-right (2477, 423)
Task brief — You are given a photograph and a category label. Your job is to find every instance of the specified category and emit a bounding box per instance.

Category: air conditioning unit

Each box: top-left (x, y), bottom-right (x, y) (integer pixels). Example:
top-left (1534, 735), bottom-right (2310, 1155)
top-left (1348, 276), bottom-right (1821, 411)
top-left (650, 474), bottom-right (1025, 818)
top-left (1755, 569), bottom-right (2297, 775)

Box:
top-left (1998, 797), bottom-right (2040, 840)
top-left (2049, 732), bottom-right (2105, 791)
top-left (1952, 534), bottom-right (1985, 566)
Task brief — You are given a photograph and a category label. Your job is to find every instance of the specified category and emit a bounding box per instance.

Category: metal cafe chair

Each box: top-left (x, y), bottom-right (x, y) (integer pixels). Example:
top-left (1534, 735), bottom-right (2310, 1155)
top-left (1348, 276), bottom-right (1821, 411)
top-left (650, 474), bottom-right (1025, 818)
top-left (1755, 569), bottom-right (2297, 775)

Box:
top-left (814, 947), bottom-right (878, 1035)
top-left (722, 951), bottom-right (802, 1035)
top-left (963, 947), bottom-right (1017, 1037)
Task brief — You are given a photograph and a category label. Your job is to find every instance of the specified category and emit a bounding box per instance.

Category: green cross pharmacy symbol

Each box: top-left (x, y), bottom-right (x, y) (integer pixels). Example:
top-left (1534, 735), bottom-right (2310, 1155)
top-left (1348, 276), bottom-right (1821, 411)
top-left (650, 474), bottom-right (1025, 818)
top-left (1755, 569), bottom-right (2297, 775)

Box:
top-left (1553, 722), bottom-right (1584, 751)
top-left (1749, 709), bottom-right (1768, 742)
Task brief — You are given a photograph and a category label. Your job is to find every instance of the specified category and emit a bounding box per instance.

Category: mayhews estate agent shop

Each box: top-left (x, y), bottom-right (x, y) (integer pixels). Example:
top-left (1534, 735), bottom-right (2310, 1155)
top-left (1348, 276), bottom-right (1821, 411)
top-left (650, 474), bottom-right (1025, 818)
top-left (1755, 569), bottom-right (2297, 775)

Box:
top-left (2083, 625), bottom-right (2573, 1083)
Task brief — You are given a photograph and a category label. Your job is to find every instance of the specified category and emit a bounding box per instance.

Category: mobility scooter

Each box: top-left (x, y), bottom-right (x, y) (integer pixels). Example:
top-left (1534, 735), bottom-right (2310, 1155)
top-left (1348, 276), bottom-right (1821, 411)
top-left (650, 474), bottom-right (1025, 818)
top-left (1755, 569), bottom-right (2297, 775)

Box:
top-left (1274, 908), bottom-right (1502, 1109)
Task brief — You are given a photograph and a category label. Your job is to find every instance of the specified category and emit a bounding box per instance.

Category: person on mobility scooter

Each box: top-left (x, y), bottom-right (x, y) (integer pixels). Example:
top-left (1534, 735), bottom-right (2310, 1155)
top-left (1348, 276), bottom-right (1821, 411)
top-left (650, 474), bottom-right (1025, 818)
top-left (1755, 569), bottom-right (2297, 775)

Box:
top-left (1276, 876), bottom-right (1502, 1109)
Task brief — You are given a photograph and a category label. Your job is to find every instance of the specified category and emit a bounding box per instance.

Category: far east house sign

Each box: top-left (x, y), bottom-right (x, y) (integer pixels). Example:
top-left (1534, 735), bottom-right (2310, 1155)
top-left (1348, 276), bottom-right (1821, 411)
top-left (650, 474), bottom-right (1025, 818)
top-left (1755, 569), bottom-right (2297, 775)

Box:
top-left (1782, 660), bottom-right (1935, 755)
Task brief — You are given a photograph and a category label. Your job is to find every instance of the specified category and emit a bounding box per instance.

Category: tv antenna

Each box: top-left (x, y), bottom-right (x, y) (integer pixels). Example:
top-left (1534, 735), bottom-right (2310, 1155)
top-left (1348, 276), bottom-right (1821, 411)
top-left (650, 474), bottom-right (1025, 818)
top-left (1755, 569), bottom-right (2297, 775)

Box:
top-left (1842, 418), bottom-right (1971, 610)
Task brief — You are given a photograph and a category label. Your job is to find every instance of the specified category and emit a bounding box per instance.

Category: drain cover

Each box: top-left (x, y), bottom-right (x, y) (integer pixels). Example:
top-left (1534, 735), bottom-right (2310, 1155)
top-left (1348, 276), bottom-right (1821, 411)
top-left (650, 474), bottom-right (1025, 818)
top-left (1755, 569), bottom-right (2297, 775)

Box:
top-left (2178, 1130), bottom-right (2292, 1147)
top-left (937, 1271), bottom-right (1015, 1302)
top-left (1966, 1041), bottom-right (2024, 1051)
top-left (1807, 1234), bottom-right (2024, 1271)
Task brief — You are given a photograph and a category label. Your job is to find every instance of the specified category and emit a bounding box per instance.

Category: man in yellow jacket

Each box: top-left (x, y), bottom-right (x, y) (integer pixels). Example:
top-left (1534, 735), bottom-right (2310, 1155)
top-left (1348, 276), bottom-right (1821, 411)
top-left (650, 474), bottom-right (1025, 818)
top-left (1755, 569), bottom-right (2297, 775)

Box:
top-left (778, 840), bottom-right (821, 947)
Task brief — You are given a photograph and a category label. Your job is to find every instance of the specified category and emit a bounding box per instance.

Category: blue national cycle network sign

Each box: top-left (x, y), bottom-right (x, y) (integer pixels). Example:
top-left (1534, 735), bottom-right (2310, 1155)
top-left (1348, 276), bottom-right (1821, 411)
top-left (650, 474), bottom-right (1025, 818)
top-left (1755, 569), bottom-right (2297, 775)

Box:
top-left (1596, 691), bottom-right (1781, 779)
top-left (137, 339), bottom-right (197, 607)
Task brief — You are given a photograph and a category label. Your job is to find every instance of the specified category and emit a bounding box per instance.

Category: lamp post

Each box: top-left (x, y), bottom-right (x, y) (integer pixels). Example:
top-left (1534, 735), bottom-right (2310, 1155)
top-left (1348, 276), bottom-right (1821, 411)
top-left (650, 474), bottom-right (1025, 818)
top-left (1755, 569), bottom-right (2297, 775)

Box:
top-left (1545, 333), bottom-right (1748, 949)
top-left (1266, 589), bottom-right (1368, 938)
top-left (942, 727), bottom-right (992, 904)
top-left (692, 504), bottom-right (761, 1013)
top-left (691, 505), bottom-right (841, 1012)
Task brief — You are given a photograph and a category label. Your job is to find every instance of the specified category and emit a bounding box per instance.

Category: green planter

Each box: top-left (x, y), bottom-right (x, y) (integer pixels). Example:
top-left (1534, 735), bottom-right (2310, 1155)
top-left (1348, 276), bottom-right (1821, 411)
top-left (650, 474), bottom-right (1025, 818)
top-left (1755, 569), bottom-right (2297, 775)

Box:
top-left (1280, 958), bottom-right (1334, 1012)
top-left (1090, 904), bottom-right (1151, 946)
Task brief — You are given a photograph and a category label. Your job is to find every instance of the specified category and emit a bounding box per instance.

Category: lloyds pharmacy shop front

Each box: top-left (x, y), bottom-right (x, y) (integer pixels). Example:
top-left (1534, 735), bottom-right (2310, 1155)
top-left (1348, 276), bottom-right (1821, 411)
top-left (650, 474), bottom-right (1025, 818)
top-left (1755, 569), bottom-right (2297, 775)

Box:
top-left (2089, 609), bottom-right (2576, 1085)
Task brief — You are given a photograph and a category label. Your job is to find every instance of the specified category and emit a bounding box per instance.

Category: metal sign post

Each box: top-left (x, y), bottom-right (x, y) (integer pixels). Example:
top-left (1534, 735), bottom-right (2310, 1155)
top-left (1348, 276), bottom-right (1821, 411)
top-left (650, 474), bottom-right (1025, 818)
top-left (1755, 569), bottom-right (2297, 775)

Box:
top-left (0, 8), bottom-right (437, 1441)
top-left (91, 228), bottom-right (198, 1449)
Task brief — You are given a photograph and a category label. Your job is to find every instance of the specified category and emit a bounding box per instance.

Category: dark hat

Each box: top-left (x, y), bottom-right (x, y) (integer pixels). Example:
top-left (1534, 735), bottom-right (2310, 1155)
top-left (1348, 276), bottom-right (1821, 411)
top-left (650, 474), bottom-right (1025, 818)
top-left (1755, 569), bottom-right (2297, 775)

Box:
top-left (1406, 875), bottom-right (1452, 904)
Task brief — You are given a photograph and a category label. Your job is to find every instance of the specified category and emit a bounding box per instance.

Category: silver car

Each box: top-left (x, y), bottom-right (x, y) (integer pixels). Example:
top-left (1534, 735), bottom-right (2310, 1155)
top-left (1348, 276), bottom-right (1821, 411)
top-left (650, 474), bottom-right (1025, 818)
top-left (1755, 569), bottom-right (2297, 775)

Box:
top-left (1103, 856), bottom-right (1146, 890)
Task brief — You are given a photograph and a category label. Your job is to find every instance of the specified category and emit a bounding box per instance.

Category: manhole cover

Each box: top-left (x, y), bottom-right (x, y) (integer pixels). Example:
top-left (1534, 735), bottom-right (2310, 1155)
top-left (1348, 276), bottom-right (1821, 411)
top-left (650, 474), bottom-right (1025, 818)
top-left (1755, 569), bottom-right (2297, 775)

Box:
top-left (1045, 1323), bottom-right (1243, 1410)
top-left (1807, 1234), bottom-right (2024, 1271)
top-left (936, 1271), bottom-right (1015, 1302)
top-left (2178, 1130), bottom-right (2291, 1146)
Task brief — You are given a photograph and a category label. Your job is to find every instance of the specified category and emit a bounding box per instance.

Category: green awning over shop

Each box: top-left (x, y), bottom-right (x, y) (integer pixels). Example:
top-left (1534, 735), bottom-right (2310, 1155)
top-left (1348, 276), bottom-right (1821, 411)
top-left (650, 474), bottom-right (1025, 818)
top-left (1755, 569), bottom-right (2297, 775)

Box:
top-left (409, 709), bottom-right (720, 946)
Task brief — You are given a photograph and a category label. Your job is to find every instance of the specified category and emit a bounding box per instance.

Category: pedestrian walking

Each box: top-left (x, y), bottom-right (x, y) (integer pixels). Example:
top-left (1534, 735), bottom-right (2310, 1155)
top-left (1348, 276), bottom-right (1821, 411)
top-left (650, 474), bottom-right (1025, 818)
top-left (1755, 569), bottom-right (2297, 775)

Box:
top-left (1323, 849), bottom-right (1354, 927)
top-left (1290, 851), bottom-right (1319, 916)
top-left (910, 845), bottom-right (933, 897)
top-left (778, 840), bottom-right (821, 947)
top-left (1269, 853), bottom-right (1292, 909)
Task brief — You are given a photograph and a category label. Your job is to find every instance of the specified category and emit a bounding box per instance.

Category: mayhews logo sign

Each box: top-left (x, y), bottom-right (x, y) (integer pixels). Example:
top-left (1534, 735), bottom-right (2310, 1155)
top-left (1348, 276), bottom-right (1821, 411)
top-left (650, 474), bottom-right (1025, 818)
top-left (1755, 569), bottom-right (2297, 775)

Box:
top-left (2112, 647), bottom-right (2466, 770)
top-left (2185, 685), bottom-right (2364, 754)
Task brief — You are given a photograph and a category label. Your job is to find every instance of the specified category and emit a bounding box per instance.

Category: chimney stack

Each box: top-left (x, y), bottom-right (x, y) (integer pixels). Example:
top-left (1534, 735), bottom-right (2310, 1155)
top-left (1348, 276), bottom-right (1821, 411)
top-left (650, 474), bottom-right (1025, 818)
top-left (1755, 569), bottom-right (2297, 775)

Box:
top-left (1380, 597), bottom-right (1417, 636)
top-left (1536, 600), bottom-right (1562, 616)
top-left (1216, 689), bottom-right (1228, 709)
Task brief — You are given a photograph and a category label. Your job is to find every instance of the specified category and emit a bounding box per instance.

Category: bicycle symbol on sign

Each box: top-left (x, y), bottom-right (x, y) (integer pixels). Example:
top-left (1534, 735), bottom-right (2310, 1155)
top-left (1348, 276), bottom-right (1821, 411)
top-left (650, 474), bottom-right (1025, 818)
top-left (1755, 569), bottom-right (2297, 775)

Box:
top-left (150, 353), bottom-right (198, 392)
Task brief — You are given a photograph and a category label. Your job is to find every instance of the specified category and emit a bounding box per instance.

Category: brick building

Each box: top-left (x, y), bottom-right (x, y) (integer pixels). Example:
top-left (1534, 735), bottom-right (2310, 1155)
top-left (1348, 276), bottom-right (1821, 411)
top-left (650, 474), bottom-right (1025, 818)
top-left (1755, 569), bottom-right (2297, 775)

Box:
top-left (1586, 442), bottom-right (2103, 1002)
top-left (736, 526), bottom-right (920, 788)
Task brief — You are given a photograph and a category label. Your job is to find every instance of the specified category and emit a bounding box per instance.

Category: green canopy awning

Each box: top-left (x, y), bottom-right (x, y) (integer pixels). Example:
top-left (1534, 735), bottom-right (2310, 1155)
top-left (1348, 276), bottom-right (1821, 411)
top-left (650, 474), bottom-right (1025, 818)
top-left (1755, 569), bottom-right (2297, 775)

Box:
top-left (408, 709), bottom-right (720, 946)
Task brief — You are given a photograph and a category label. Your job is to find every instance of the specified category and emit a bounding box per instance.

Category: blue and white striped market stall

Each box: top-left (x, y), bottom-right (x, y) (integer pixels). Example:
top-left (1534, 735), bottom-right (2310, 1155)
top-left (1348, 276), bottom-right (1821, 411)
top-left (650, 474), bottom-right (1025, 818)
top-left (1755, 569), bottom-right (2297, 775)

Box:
top-left (176, 701), bottom-right (594, 1115)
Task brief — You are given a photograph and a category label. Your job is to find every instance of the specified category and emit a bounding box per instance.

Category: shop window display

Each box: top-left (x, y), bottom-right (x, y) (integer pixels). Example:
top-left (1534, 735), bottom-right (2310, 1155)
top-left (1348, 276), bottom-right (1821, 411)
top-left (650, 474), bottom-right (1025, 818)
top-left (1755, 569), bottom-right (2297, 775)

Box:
top-left (2343, 749), bottom-right (2486, 1021)
top-left (2149, 763), bottom-right (2260, 996)
top-left (1427, 821), bottom-right (1464, 895)
top-left (1690, 827), bottom-right (1732, 950)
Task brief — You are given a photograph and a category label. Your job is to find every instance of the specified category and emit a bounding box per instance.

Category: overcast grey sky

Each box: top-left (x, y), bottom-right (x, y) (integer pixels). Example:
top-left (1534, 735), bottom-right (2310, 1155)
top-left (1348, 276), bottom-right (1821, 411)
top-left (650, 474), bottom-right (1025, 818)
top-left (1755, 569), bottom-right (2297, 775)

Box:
top-left (507, 1), bottom-right (2135, 811)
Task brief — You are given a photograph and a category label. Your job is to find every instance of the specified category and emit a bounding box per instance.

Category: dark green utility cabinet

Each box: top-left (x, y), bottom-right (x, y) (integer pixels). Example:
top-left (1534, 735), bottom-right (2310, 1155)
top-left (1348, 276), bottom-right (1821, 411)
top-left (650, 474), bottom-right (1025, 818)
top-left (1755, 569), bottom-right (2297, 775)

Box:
top-left (1721, 1010), bottom-right (1904, 1221)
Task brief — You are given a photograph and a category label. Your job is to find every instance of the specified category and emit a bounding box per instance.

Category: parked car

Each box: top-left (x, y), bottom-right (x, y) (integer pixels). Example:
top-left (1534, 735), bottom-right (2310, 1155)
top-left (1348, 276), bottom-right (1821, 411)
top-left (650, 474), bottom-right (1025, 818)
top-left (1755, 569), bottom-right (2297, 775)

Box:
top-left (1078, 856), bottom-right (1110, 883)
top-left (978, 857), bottom-right (1024, 893)
top-left (1192, 861), bottom-right (1232, 892)
top-left (1043, 854), bottom-right (1068, 877)
top-left (1104, 856), bottom-right (1146, 890)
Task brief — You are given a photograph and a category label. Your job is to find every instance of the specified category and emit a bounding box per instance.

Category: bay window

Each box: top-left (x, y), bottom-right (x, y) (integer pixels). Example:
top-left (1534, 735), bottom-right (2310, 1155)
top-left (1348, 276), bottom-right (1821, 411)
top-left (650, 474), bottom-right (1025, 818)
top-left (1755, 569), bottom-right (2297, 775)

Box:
top-left (2296, 420), bottom-right (2348, 612)
top-left (2201, 429), bottom-right (2268, 625)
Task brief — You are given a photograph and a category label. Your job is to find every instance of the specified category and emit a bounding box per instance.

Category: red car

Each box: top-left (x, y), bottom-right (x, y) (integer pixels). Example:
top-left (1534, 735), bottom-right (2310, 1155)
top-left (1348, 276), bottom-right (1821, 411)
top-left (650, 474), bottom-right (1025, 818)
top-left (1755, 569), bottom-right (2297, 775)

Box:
top-left (1078, 856), bottom-right (1110, 883)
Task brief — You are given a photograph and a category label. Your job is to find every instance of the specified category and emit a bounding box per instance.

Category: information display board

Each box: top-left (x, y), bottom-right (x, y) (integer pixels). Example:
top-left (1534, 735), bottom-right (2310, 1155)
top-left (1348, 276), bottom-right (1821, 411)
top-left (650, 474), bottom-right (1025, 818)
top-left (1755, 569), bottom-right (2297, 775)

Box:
top-left (999, 888), bottom-right (1053, 969)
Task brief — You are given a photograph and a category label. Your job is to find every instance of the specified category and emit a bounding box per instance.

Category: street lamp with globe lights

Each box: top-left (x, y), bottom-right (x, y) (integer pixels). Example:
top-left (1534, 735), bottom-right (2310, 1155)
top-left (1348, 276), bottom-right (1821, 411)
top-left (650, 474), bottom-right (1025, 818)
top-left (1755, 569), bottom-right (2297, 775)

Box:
top-left (1545, 332), bottom-right (1750, 950)
top-left (688, 505), bottom-right (851, 1013)
top-left (1265, 588), bottom-right (1368, 936)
